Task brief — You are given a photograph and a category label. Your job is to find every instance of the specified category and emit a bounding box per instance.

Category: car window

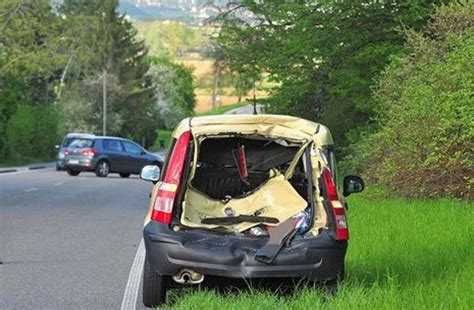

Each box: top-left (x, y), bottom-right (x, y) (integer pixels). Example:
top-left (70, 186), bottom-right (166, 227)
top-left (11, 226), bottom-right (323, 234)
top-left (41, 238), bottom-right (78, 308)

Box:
top-left (122, 141), bottom-right (142, 155)
top-left (103, 139), bottom-right (123, 152)
top-left (68, 139), bottom-right (93, 148)
top-left (61, 137), bottom-right (75, 147)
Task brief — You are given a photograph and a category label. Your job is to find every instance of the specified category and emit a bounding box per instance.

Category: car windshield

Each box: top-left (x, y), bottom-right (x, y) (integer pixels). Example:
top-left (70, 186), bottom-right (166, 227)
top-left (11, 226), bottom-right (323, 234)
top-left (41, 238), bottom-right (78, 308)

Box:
top-left (68, 139), bottom-right (93, 148)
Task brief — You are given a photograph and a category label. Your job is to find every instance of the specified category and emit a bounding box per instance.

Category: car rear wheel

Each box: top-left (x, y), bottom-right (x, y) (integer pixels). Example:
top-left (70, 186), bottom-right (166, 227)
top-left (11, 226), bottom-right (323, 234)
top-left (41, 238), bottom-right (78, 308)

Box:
top-left (95, 160), bottom-right (110, 177)
top-left (143, 256), bottom-right (167, 307)
top-left (66, 169), bottom-right (80, 176)
top-left (119, 173), bottom-right (130, 178)
top-left (319, 263), bottom-right (344, 294)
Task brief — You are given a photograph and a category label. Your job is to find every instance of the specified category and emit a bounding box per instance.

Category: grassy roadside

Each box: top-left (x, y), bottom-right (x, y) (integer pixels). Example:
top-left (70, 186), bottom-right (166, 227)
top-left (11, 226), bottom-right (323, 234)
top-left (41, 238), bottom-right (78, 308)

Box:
top-left (162, 191), bottom-right (473, 309)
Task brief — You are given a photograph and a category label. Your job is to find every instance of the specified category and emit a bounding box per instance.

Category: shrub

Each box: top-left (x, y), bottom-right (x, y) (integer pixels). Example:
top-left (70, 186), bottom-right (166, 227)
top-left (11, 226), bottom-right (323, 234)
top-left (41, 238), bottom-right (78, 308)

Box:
top-left (5, 105), bottom-right (59, 163)
top-left (347, 1), bottom-right (474, 199)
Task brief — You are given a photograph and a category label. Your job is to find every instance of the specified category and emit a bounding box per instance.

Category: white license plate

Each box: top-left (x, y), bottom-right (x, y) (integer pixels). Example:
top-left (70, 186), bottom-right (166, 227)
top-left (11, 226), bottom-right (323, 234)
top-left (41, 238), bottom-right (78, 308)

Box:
top-left (68, 159), bottom-right (79, 164)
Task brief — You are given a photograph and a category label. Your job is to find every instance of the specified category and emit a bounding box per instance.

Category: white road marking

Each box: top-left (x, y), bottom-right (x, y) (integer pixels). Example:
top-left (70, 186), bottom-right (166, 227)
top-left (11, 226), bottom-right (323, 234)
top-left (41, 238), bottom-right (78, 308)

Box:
top-left (54, 182), bottom-right (64, 186)
top-left (24, 188), bottom-right (39, 192)
top-left (121, 238), bottom-right (145, 310)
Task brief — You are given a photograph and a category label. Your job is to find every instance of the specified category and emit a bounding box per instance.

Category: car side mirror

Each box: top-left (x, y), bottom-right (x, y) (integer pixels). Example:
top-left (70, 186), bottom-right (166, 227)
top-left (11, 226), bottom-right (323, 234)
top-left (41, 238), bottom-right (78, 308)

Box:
top-left (140, 165), bottom-right (161, 182)
top-left (343, 175), bottom-right (364, 197)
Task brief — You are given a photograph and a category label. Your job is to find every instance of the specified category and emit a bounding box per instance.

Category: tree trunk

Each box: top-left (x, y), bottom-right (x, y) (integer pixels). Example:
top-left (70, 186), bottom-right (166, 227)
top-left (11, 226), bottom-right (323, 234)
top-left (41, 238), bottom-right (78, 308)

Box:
top-left (211, 63), bottom-right (222, 110)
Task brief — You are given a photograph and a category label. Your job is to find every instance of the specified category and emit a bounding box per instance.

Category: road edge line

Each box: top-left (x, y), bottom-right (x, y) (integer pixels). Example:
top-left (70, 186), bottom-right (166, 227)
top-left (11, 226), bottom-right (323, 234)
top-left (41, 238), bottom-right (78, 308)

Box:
top-left (121, 238), bottom-right (145, 310)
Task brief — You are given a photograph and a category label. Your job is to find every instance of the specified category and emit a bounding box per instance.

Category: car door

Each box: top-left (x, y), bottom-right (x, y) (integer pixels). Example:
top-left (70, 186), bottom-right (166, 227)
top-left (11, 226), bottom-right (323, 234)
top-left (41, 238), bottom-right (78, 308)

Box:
top-left (102, 139), bottom-right (128, 172)
top-left (122, 140), bottom-right (147, 174)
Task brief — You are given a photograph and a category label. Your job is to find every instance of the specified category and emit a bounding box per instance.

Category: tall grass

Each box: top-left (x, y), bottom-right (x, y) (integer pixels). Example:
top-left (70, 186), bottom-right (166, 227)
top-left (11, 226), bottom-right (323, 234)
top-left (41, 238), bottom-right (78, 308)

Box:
top-left (162, 191), bottom-right (474, 309)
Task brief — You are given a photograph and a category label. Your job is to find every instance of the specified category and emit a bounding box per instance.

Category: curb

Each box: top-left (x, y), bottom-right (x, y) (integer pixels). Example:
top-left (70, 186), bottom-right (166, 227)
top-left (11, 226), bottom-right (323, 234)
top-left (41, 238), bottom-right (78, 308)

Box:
top-left (0, 162), bottom-right (54, 174)
top-left (29, 165), bottom-right (47, 170)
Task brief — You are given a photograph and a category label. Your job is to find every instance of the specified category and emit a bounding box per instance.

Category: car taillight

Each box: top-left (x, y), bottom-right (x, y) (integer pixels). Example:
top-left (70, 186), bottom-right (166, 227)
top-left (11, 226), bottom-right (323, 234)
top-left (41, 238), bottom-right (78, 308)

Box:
top-left (151, 131), bottom-right (191, 224)
top-left (64, 148), bottom-right (70, 155)
top-left (322, 167), bottom-right (349, 240)
top-left (152, 184), bottom-right (177, 224)
top-left (82, 148), bottom-right (96, 156)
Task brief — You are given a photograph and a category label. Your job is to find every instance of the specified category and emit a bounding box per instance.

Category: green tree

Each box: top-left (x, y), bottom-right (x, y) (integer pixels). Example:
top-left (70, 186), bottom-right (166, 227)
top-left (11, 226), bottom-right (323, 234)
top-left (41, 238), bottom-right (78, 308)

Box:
top-left (146, 57), bottom-right (196, 130)
top-left (347, 0), bottom-right (474, 198)
top-left (217, 0), bottom-right (451, 152)
top-left (0, 0), bottom-right (65, 162)
top-left (58, 0), bottom-right (155, 145)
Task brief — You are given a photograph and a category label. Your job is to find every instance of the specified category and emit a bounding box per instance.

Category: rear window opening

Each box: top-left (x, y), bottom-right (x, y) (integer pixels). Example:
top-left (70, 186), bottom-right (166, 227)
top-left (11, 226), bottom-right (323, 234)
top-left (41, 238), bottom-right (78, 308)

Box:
top-left (179, 136), bottom-right (315, 235)
top-left (191, 136), bottom-right (302, 200)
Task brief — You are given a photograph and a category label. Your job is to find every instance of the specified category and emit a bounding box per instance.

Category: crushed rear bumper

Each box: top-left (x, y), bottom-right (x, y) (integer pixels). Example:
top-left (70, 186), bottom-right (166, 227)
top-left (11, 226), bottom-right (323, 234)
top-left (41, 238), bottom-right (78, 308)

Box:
top-left (143, 222), bottom-right (347, 282)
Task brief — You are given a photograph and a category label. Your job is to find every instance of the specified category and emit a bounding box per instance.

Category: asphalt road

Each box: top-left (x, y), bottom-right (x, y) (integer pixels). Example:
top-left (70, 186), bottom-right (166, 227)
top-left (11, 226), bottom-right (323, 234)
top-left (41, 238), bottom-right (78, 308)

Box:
top-left (0, 168), bottom-right (154, 309)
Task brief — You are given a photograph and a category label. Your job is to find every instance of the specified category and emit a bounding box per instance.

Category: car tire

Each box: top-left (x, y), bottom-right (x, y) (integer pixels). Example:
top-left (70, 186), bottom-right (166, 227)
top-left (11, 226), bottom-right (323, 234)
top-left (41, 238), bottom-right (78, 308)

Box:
top-left (143, 256), bottom-right (167, 307)
top-left (95, 160), bottom-right (110, 177)
top-left (119, 173), bottom-right (130, 178)
top-left (66, 169), bottom-right (80, 176)
top-left (320, 263), bottom-right (344, 295)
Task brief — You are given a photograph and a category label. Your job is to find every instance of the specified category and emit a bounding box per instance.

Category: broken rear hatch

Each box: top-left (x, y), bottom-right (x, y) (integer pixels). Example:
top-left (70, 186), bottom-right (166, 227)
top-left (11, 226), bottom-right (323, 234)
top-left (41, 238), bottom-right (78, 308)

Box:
top-left (143, 115), bottom-right (346, 280)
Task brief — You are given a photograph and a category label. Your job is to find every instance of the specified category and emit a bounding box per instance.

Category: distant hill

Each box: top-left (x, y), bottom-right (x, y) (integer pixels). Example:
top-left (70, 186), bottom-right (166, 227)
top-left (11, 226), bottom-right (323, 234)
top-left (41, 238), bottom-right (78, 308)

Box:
top-left (119, 0), bottom-right (230, 22)
top-left (119, 2), bottom-right (194, 22)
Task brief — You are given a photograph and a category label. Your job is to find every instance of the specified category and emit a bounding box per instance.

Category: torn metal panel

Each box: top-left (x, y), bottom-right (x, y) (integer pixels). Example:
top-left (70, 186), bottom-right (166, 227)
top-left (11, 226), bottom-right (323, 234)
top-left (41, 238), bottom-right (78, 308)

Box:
top-left (181, 173), bottom-right (307, 233)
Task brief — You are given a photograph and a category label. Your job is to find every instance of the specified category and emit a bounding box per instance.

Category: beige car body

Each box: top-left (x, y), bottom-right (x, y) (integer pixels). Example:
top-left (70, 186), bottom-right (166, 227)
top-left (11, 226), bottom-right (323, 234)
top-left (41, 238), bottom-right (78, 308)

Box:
top-left (145, 114), bottom-right (338, 236)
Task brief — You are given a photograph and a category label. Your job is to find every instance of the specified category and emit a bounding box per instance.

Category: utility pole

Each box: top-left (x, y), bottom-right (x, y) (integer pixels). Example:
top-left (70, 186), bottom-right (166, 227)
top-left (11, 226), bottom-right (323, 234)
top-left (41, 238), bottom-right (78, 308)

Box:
top-left (253, 72), bottom-right (258, 115)
top-left (102, 69), bottom-right (107, 136)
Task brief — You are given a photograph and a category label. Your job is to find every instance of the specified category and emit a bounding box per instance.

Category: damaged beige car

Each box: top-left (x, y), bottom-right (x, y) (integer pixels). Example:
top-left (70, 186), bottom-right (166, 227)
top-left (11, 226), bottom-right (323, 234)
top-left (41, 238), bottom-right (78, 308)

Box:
top-left (140, 115), bottom-right (364, 307)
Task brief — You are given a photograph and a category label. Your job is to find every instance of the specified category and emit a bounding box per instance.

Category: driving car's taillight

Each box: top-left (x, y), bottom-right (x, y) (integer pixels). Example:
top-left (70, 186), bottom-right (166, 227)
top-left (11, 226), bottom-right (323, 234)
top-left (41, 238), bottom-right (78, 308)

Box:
top-left (322, 167), bottom-right (349, 240)
top-left (151, 131), bottom-right (191, 224)
top-left (64, 148), bottom-right (70, 155)
top-left (82, 148), bottom-right (96, 156)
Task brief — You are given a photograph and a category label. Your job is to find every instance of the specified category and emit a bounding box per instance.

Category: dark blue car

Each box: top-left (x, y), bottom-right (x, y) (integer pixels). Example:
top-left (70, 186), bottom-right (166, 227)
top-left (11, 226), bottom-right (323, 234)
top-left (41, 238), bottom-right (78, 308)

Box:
top-left (63, 136), bottom-right (163, 177)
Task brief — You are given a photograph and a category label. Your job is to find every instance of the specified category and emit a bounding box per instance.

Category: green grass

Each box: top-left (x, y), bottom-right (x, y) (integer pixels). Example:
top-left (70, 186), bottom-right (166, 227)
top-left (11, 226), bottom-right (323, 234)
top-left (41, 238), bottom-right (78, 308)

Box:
top-left (161, 191), bottom-right (474, 309)
top-left (194, 102), bottom-right (249, 117)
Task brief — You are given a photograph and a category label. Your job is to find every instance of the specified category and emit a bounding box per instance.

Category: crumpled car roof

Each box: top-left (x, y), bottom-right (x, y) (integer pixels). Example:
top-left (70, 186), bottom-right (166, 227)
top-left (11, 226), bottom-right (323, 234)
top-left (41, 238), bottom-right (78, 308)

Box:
top-left (172, 114), bottom-right (334, 146)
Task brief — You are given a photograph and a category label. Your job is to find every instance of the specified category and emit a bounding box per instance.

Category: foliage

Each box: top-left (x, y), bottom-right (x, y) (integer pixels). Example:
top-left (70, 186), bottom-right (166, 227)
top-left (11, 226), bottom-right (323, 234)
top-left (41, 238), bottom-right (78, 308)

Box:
top-left (134, 21), bottom-right (209, 57)
top-left (0, 0), bottom-right (65, 162)
top-left (5, 105), bottom-right (59, 163)
top-left (58, 0), bottom-right (155, 145)
top-left (346, 1), bottom-right (474, 199)
top-left (147, 57), bottom-right (196, 130)
top-left (58, 74), bottom-right (126, 135)
top-left (151, 129), bottom-right (173, 152)
top-left (216, 0), bottom-right (450, 151)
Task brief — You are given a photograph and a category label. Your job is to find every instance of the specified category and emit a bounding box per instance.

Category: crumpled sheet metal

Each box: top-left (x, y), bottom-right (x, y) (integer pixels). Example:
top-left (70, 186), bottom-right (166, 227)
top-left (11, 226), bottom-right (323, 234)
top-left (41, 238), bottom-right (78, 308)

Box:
top-left (172, 114), bottom-right (334, 147)
top-left (180, 174), bottom-right (307, 232)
